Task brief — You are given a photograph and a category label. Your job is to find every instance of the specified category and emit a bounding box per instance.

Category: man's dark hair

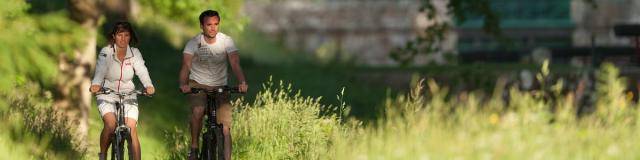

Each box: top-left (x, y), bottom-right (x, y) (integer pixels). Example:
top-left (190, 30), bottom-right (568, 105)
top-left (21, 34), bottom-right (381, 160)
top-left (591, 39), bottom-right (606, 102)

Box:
top-left (199, 10), bottom-right (220, 25)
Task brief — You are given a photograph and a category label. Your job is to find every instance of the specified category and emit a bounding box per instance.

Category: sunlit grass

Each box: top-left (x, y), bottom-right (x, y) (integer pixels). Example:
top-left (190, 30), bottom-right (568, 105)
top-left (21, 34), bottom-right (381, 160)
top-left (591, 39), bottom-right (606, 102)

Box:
top-left (5, 63), bottom-right (640, 159)
top-left (326, 63), bottom-right (640, 160)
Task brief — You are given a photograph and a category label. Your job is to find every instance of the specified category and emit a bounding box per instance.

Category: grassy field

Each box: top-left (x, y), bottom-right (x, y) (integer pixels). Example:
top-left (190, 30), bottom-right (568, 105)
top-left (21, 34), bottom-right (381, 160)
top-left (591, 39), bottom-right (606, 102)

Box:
top-left (4, 3), bottom-right (640, 159)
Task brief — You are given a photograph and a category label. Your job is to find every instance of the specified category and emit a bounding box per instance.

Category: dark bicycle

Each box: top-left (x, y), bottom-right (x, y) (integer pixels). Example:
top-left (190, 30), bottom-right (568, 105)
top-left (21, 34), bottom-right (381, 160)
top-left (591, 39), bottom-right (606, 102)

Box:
top-left (97, 88), bottom-right (150, 160)
top-left (188, 86), bottom-right (240, 160)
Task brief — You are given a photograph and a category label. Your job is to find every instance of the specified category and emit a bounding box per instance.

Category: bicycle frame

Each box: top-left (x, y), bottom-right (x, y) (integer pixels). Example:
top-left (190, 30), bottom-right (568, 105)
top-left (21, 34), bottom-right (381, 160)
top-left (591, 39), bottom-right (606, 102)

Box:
top-left (190, 87), bottom-right (239, 160)
top-left (98, 88), bottom-right (147, 160)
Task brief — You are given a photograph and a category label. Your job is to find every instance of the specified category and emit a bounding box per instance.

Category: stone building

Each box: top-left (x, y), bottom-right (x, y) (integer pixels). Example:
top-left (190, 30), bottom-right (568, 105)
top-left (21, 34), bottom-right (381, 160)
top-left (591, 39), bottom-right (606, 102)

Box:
top-left (242, 0), bottom-right (640, 66)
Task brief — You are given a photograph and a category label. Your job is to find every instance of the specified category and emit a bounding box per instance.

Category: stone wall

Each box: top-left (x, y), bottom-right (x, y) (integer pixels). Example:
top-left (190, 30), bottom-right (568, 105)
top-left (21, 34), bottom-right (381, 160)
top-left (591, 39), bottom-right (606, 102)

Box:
top-left (572, 0), bottom-right (640, 46)
top-left (243, 0), bottom-right (640, 66)
top-left (243, 0), bottom-right (453, 66)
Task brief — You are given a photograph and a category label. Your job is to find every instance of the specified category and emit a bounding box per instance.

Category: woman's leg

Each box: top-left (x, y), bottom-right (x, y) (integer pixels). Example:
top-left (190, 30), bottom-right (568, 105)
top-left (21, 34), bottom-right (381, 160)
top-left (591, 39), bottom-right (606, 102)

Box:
top-left (100, 113), bottom-right (117, 154)
top-left (126, 118), bottom-right (140, 160)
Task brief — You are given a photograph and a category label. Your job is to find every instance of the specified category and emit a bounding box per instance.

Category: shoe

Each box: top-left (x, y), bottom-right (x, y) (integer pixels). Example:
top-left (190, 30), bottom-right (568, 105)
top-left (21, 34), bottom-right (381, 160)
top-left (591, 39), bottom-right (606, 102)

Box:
top-left (188, 148), bottom-right (199, 160)
top-left (98, 152), bottom-right (106, 160)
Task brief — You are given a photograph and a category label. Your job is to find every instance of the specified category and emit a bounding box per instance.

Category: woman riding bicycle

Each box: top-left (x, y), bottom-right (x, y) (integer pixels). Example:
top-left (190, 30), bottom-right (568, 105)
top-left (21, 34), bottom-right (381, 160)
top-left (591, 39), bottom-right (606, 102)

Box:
top-left (89, 21), bottom-right (155, 160)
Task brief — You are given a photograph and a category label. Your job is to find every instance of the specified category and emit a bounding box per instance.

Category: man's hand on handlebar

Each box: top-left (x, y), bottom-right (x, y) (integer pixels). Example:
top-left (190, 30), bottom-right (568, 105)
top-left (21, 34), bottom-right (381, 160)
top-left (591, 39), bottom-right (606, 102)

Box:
top-left (180, 84), bottom-right (191, 94)
top-left (238, 82), bottom-right (248, 93)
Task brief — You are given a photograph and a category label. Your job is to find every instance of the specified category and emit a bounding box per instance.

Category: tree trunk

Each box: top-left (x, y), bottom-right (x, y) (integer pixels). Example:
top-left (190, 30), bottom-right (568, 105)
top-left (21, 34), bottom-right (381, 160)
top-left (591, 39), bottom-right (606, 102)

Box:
top-left (55, 0), bottom-right (102, 142)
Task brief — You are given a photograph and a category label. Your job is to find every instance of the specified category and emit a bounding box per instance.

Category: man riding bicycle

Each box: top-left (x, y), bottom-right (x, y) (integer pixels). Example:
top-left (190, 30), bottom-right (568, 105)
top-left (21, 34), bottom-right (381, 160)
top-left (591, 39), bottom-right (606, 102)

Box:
top-left (179, 10), bottom-right (249, 160)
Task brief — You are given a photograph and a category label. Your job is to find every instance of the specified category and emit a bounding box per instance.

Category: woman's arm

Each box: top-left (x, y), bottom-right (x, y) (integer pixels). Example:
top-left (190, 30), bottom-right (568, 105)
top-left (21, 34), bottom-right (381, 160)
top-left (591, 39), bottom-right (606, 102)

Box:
top-left (132, 50), bottom-right (154, 88)
top-left (132, 49), bottom-right (155, 94)
top-left (90, 48), bottom-right (109, 93)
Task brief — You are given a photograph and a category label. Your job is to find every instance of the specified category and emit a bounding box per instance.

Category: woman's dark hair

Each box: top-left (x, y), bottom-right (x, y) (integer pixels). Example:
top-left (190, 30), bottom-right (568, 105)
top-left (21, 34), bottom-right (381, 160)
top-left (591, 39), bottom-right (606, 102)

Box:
top-left (108, 21), bottom-right (139, 46)
top-left (199, 10), bottom-right (220, 25)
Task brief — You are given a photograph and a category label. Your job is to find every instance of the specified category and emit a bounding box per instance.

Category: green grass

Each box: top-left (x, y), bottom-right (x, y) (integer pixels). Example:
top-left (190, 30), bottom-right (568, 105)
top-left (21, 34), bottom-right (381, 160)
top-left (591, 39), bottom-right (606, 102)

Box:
top-left (7, 1), bottom-right (640, 159)
top-left (6, 59), bottom-right (640, 159)
top-left (325, 63), bottom-right (640, 159)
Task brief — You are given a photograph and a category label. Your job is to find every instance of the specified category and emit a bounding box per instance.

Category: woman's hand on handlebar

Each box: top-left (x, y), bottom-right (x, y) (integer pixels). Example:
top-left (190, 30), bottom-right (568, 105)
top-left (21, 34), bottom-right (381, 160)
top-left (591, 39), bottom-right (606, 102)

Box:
top-left (90, 85), bottom-right (101, 93)
top-left (146, 86), bottom-right (156, 95)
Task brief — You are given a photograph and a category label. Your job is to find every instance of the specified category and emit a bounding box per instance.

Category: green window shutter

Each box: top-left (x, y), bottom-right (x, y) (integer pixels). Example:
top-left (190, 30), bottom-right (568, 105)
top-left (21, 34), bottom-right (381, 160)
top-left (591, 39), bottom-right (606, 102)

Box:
top-left (457, 0), bottom-right (573, 28)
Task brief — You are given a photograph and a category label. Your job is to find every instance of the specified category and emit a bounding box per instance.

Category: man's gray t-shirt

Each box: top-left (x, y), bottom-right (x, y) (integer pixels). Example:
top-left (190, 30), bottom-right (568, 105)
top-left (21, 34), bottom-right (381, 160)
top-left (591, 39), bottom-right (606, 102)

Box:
top-left (183, 32), bottom-right (238, 86)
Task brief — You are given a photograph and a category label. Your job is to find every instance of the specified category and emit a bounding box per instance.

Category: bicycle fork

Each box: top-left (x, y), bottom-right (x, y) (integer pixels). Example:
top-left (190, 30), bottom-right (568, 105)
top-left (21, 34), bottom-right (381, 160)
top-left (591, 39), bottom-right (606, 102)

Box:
top-left (112, 102), bottom-right (134, 160)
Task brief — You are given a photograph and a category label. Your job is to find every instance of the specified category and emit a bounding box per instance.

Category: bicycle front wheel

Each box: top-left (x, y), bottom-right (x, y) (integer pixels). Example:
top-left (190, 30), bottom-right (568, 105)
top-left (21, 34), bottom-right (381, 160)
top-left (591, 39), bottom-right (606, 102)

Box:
top-left (214, 126), bottom-right (224, 160)
top-left (111, 134), bottom-right (124, 160)
top-left (125, 131), bottom-right (135, 160)
top-left (200, 131), bottom-right (214, 160)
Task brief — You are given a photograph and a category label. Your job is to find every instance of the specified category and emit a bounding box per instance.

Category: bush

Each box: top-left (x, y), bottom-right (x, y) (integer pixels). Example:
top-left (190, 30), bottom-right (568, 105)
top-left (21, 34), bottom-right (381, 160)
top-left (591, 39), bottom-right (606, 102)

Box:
top-left (162, 78), bottom-right (342, 159)
top-left (232, 79), bottom-right (342, 159)
top-left (0, 82), bottom-right (85, 159)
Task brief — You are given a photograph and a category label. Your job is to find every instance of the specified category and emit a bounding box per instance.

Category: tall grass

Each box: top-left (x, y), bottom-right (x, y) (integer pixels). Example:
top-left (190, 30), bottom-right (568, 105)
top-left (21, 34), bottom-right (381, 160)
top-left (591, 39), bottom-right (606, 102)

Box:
top-left (0, 82), bottom-right (85, 159)
top-left (6, 63), bottom-right (640, 159)
top-left (162, 63), bottom-right (640, 159)
top-left (162, 77), bottom-right (342, 159)
top-left (326, 63), bottom-right (640, 159)
top-left (232, 78), bottom-right (341, 159)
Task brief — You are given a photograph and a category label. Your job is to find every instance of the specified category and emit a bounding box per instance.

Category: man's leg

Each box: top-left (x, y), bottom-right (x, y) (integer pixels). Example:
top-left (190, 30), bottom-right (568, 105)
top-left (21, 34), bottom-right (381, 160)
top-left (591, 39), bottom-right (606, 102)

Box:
top-left (223, 126), bottom-right (232, 160)
top-left (188, 81), bottom-right (209, 160)
top-left (217, 94), bottom-right (233, 160)
top-left (188, 93), bottom-right (207, 160)
top-left (190, 106), bottom-right (205, 148)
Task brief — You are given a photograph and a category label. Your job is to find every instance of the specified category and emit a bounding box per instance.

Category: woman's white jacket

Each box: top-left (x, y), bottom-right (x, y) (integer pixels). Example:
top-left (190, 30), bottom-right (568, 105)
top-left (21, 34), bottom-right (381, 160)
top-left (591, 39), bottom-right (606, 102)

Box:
top-left (91, 45), bottom-right (153, 101)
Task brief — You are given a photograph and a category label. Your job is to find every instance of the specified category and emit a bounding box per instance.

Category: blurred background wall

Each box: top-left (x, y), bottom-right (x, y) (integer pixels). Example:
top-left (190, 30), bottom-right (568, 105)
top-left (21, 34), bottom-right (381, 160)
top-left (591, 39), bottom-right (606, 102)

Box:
top-left (243, 0), bottom-right (640, 66)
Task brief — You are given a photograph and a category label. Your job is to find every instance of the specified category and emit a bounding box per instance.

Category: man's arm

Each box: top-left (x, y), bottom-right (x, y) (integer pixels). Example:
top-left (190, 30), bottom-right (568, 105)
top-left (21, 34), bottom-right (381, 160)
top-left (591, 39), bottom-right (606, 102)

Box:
top-left (228, 51), bottom-right (248, 93)
top-left (179, 53), bottom-right (193, 93)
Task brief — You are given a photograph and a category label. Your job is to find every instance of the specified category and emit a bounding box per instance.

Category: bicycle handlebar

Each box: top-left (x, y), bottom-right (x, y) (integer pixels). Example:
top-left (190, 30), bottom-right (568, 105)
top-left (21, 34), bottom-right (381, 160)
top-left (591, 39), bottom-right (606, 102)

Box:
top-left (187, 86), bottom-right (242, 95)
top-left (96, 88), bottom-right (151, 97)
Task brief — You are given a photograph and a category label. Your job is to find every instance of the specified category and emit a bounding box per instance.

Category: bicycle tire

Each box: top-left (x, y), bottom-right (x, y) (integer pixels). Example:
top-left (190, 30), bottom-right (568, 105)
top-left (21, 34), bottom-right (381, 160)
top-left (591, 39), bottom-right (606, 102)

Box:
top-left (111, 134), bottom-right (124, 160)
top-left (201, 131), bottom-right (213, 160)
top-left (125, 131), bottom-right (135, 160)
top-left (214, 125), bottom-right (224, 160)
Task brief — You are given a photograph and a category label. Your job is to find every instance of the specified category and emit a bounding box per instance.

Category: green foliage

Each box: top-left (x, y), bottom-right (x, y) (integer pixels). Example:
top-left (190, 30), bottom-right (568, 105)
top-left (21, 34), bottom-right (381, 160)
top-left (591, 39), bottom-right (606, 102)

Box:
top-left (161, 78), bottom-right (342, 159)
top-left (0, 0), bottom-right (85, 90)
top-left (391, 0), bottom-right (502, 66)
top-left (594, 63), bottom-right (631, 125)
top-left (133, 0), bottom-right (248, 49)
top-left (232, 78), bottom-right (341, 159)
top-left (0, 82), bottom-right (84, 159)
top-left (161, 127), bottom-right (191, 159)
top-left (137, 0), bottom-right (247, 32)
